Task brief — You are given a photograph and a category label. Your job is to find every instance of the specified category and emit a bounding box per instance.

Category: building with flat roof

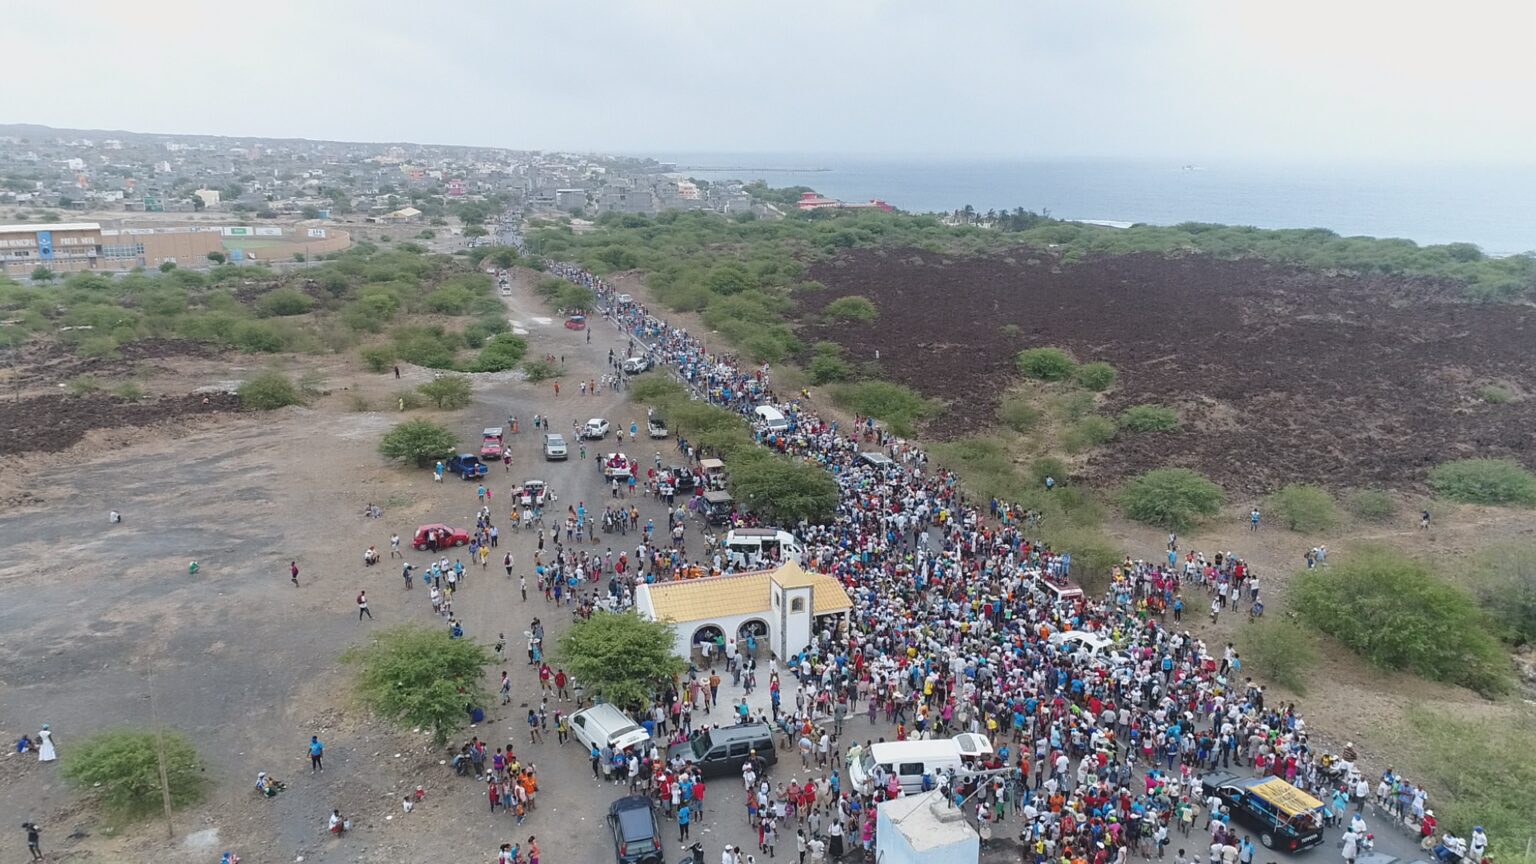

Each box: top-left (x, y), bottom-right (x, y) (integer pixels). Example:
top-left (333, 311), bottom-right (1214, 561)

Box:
top-left (0, 222), bottom-right (103, 276)
top-left (635, 561), bottom-right (851, 667)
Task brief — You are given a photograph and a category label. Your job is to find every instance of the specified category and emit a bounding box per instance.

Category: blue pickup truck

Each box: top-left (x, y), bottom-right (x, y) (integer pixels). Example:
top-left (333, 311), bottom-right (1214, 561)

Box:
top-left (446, 453), bottom-right (488, 480)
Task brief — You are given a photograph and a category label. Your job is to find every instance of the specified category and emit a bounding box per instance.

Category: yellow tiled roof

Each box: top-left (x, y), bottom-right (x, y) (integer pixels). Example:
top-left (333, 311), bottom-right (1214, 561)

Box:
top-left (646, 572), bottom-right (772, 622)
top-left (643, 562), bottom-right (851, 624)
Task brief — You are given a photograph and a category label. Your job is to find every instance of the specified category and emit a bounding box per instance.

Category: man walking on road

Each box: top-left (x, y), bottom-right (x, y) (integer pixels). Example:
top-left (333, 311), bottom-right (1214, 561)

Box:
top-left (357, 590), bottom-right (373, 620)
top-left (290, 560), bottom-right (300, 587)
top-left (309, 736), bottom-right (324, 772)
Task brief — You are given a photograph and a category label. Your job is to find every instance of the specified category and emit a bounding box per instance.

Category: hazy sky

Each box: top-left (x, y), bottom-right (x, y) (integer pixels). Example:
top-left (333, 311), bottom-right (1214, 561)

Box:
top-left (10, 1), bottom-right (1534, 163)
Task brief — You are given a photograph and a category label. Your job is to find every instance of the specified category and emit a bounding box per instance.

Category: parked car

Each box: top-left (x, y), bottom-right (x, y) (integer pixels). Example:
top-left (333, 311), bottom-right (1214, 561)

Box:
top-left (519, 480), bottom-right (553, 507)
top-left (480, 427), bottom-right (504, 459)
top-left (446, 453), bottom-right (488, 479)
top-left (600, 453), bottom-right (634, 479)
top-left (607, 795), bottom-right (664, 864)
top-left (622, 356), bottom-right (653, 374)
top-left (647, 415), bottom-right (668, 438)
top-left (616, 292), bottom-right (634, 304)
top-left (572, 704), bottom-right (651, 754)
top-left (564, 314), bottom-right (587, 331)
top-left (583, 418), bottom-right (610, 440)
top-left (413, 523), bottom-right (469, 550)
top-left (1200, 773), bottom-right (1327, 851)
top-left (666, 722), bottom-right (777, 779)
top-left (668, 466), bottom-right (697, 494)
top-left (543, 433), bottom-right (569, 460)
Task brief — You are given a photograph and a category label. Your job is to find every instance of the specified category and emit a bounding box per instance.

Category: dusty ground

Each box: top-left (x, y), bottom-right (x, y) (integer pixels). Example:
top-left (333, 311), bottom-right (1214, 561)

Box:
top-left (801, 247), bottom-right (1536, 495)
top-left (0, 273), bottom-right (788, 864)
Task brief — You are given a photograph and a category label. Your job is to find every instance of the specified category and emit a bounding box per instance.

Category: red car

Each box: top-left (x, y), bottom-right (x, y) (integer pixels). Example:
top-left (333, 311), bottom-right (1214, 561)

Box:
top-left (413, 523), bottom-right (469, 551)
top-left (564, 314), bottom-right (587, 330)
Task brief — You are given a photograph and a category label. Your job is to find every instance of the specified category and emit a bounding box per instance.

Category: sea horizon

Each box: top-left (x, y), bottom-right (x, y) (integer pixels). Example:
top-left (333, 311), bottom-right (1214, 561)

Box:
top-left (651, 153), bottom-right (1536, 256)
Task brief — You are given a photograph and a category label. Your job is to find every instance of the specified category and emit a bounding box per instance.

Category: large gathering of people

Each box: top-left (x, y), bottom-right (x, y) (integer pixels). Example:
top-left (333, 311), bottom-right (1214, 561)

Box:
top-left (532, 259), bottom-right (1489, 864)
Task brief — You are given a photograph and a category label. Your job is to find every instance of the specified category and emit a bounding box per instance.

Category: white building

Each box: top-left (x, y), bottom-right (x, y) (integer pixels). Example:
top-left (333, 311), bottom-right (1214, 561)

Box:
top-left (876, 790), bottom-right (980, 864)
top-left (635, 562), bottom-right (852, 667)
top-left (194, 189), bottom-right (221, 208)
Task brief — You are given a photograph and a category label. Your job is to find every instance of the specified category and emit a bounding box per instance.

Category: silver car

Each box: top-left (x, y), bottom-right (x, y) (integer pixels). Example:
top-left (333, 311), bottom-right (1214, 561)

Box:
top-left (543, 433), bottom-right (569, 460)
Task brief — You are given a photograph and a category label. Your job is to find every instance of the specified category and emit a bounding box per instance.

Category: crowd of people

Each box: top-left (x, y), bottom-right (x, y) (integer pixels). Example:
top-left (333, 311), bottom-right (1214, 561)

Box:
top-left (531, 260), bottom-right (1488, 864)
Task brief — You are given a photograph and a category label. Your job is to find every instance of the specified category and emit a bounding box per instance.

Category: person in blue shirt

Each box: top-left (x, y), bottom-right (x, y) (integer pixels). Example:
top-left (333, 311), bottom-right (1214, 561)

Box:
top-left (677, 802), bottom-right (691, 840)
top-left (309, 736), bottom-right (324, 772)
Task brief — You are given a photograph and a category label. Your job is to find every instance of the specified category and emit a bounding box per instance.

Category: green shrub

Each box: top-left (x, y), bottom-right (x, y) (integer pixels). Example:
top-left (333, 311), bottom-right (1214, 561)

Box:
top-left (628, 375), bottom-right (686, 407)
top-left (360, 345), bottom-right (395, 373)
top-left (1428, 458), bottom-right (1536, 506)
top-left (1465, 541), bottom-right (1536, 646)
top-left (61, 729), bottom-right (205, 819)
top-left (1344, 489), bottom-right (1398, 522)
top-left (1240, 620), bottom-right (1318, 695)
top-left (729, 455), bottom-right (840, 524)
top-left (829, 380), bottom-right (935, 436)
top-left (1475, 383), bottom-right (1515, 404)
top-left (257, 288), bottom-right (314, 317)
top-left (1119, 404), bottom-right (1180, 433)
top-left (1063, 415), bottom-right (1116, 452)
top-left (997, 396), bottom-right (1041, 434)
top-left (112, 382), bottom-right (146, 401)
top-left (378, 419), bottom-right (456, 466)
top-left (1016, 347), bottom-right (1076, 381)
top-left (395, 389), bottom-right (426, 410)
top-left (469, 333), bottom-right (527, 372)
top-left (523, 359), bottom-right (559, 383)
top-left (1265, 484), bottom-right (1340, 532)
top-left (231, 321), bottom-right (285, 353)
top-left (1118, 468), bottom-right (1225, 531)
top-left (1403, 708), bottom-right (1536, 863)
top-left (393, 327), bottom-right (458, 369)
top-left (66, 375), bottom-right (102, 395)
top-left (1027, 456), bottom-right (1069, 488)
top-left (239, 371), bottom-right (303, 410)
top-left (1292, 547), bottom-right (1510, 694)
top-left (1073, 361), bottom-right (1117, 392)
top-left (1050, 390), bottom-right (1096, 421)
top-left (823, 295), bottom-right (878, 322)
top-left (343, 625), bottom-right (492, 746)
top-left (418, 374), bottom-right (473, 409)
top-left (809, 353), bottom-right (853, 384)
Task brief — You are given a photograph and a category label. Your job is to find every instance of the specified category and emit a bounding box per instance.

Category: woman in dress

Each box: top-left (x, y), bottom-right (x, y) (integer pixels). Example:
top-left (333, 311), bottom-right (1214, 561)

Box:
top-left (37, 724), bottom-right (57, 762)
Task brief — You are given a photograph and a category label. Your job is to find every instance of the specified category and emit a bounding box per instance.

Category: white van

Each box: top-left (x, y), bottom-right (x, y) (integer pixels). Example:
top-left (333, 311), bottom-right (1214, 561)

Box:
top-left (723, 528), bottom-right (802, 568)
top-left (570, 703), bottom-right (651, 755)
top-left (753, 405), bottom-right (790, 432)
top-left (849, 733), bottom-right (993, 795)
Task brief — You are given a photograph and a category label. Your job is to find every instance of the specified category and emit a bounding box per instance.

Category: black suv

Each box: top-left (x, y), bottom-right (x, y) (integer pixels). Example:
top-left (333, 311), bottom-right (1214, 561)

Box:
top-left (608, 795), bottom-right (664, 864)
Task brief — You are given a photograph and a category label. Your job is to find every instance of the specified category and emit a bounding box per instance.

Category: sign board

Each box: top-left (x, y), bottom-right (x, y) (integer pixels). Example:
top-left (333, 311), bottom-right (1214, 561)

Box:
top-left (306, 228), bottom-right (327, 238)
top-left (222, 226), bottom-right (253, 237)
top-left (229, 248), bottom-right (245, 262)
top-left (36, 230), bottom-right (53, 260)
top-left (254, 226), bottom-right (283, 237)
top-left (316, 210), bottom-right (330, 219)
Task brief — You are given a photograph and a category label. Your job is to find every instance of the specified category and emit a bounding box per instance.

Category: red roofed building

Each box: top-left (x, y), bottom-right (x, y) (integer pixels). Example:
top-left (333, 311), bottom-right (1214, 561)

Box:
top-left (796, 192), bottom-right (893, 213)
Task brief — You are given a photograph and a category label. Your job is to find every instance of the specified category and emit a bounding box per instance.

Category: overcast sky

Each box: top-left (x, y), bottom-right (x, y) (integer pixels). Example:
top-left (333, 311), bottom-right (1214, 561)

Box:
top-left (9, 0), bottom-right (1533, 163)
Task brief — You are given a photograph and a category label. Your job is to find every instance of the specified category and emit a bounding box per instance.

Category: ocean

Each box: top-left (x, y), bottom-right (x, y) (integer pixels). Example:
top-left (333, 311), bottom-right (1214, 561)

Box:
top-left (660, 155), bottom-right (1536, 257)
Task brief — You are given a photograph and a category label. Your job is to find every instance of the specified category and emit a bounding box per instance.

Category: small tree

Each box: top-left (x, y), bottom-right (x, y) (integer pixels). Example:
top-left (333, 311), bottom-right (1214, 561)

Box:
top-left (463, 225), bottom-right (488, 238)
top-left (418, 374), bottom-right (473, 409)
top-left (360, 346), bottom-right (395, 373)
top-left (379, 419), bottom-right (456, 467)
top-left (206, 251), bottom-right (226, 265)
top-left (344, 625), bottom-right (492, 746)
top-left (1118, 468), bottom-right (1224, 531)
top-left (30, 265), bottom-right (54, 282)
top-left (61, 729), bottom-right (206, 819)
top-left (238, 370), bottom-right (304, 410)
top-left (522, 359), bottom-right (559, 383)
top-left (730, 455), bottom-right (840, 524)
top-left (158, 261), bottom-right (177, 273)
top-left (1344, 489), bottom-right (1397, 522)
top-left (555, 613), bottom-right (687, 708)
top-left (1016, 347), bottom-right (1075, 381)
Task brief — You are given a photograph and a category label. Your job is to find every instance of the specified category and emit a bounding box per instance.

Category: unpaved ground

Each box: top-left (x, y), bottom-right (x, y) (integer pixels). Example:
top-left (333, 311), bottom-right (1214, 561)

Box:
top-left (802, 248), bottom-right (1536, 495)
top-left (0, 271), bottom-right (824, 864)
